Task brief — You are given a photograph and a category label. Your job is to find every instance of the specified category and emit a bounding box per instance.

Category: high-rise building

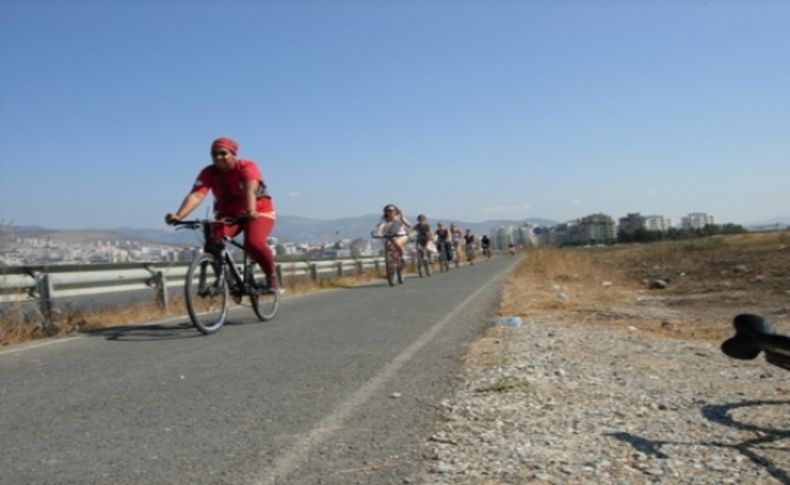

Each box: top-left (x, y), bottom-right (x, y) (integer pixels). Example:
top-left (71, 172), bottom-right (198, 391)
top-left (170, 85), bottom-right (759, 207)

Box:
top-left (491, 225), bottom-right (514, 250)
top-left (574, 213), bottom-right (616, 244)
top-left (618, 213), bottom-right (646, 232)
top-left (645, 215), bottom-right (673, 232)
top-left (681, 212), bottom-right (715, 229)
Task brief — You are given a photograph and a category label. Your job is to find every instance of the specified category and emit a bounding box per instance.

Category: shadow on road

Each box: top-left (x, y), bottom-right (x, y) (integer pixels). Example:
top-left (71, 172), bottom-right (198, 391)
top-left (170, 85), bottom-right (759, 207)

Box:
top-left (82, 321), bottom-right (203, 342)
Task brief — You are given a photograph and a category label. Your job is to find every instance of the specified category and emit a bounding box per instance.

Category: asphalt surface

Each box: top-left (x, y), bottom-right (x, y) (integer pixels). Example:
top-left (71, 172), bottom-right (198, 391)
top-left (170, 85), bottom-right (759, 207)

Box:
top-left (0, 256), bottom-right (517, 484)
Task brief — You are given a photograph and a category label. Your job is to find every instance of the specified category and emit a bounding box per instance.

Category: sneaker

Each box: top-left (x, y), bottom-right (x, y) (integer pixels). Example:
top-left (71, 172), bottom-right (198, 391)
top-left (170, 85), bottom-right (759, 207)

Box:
top-left (265, 276), bottom-right (286, 295)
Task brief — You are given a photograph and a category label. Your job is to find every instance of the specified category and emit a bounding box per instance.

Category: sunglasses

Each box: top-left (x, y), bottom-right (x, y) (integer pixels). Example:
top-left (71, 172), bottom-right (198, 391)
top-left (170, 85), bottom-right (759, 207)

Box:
top-left (211, 150), bottom-right (230, 157)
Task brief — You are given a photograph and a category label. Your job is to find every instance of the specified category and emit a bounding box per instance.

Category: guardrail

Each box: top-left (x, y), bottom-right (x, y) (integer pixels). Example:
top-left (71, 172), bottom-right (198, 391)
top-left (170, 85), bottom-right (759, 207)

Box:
top-left (0, 256), bottom-right (386, 321)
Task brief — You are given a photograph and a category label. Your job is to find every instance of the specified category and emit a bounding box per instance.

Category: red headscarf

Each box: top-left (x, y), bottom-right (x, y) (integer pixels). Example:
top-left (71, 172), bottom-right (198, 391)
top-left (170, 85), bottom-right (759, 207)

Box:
top-left (211, 137), bottom-right (239, 155)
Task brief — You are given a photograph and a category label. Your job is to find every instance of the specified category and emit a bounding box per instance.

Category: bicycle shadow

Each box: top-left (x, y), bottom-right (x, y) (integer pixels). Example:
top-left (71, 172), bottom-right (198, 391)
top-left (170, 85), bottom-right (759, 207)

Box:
top-left (82, 321), bottom-right (203, 342)
top-left (83, 314), bottom-right (273, 342)
top-left (605, 400), bottom-right (790, 483)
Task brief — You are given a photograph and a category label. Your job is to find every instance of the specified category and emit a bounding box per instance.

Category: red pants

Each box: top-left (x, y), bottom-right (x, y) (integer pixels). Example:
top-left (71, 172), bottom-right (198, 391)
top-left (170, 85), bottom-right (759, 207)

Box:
top-left (212, 217), bottom-right (276, 280)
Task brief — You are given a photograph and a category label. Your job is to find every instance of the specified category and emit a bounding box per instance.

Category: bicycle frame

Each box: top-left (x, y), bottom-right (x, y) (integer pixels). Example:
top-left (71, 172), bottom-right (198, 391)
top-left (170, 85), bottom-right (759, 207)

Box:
top-left (175, 218), bottom-right (280, 333)
top-left (371, 232), bottom-right (406, 286)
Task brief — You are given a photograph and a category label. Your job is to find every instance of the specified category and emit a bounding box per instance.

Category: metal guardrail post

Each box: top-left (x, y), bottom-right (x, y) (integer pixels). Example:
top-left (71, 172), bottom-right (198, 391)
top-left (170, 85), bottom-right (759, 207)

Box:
top-left (152, 271), bottom-right (169, 309)
top-left (357, 260), bottom-right (364, 274)
top-left (276, 264), bottom-right (283, 286)
top-left (337, 261), bottom-right (343, 277)
top-left (309, 263), bottom-right (318, 281)
top-left (33, 272), bottom-right (54, 323)
top-left (144, 266), bottom-right (168, 309)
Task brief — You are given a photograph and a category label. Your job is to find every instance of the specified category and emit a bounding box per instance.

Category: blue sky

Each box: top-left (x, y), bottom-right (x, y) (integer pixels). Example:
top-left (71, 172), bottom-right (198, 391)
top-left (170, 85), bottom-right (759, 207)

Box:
top-left (1, 0), bottom-right (788, 229)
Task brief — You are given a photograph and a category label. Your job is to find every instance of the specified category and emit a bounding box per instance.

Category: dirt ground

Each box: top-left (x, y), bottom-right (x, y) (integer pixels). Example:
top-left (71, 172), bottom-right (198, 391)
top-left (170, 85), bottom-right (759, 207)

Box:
top-left (499, 231), bottom-right (790, 342)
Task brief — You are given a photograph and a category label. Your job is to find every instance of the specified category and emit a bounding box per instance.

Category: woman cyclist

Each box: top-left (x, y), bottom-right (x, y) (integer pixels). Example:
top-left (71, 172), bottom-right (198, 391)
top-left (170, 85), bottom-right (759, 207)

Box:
top-left (450, 223), bottom-right (463, 267)
top-left (435, 223), bottom-right (453, 267)
top-left (413, 214), bottom-right (436, 263)
top-left (464, 229), bottom-right (476, 264)
top-left (374, 204), bottom-right (412, 261)
top-left (165, 137), bottom-right (279, 290)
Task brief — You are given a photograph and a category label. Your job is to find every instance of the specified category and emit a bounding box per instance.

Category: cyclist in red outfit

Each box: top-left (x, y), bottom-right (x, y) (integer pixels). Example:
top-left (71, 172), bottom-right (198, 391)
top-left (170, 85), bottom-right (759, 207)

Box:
top-left (165, 137), bottom-right (279, 289)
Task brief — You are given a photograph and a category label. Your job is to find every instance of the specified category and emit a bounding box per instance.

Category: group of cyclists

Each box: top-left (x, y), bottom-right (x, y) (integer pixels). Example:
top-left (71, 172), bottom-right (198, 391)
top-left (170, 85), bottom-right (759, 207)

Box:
top-left (374, 204), bottom-right (492, 268)
top-left (165, 137), bottom-right (493, 294)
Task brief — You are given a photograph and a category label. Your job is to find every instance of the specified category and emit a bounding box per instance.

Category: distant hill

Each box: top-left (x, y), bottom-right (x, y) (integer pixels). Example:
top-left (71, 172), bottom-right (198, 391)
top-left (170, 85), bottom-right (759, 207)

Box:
top-left (2, 215), bottom-right (559, 247)
top-left (118, 214), bottom-right (558, 244)
top-left (1, 226), bottom-right (136, 244)
top-left (747, 215), bottom-right (790, 231)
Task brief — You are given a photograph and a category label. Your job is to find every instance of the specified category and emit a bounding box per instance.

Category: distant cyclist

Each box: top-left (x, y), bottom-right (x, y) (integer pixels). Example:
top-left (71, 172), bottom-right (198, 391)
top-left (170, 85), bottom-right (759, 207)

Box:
top-left (481, 234), bottom-right (492, 258)
top-left (450, 223), bottom-right (463, 267)
top-left (374, 204), bottom-right (412, 261)
top-left (464, 229), bottom-right (476, 264)
top-left (435, 223), bottom-right (453, 266)
top-left (413, 214), bottom-right (436, 262)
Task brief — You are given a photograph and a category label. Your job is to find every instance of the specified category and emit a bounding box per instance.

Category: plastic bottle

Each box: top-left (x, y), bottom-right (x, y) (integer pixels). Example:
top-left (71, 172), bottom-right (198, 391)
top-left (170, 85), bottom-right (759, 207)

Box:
top-left (491, 316), bottom-right (523, 328)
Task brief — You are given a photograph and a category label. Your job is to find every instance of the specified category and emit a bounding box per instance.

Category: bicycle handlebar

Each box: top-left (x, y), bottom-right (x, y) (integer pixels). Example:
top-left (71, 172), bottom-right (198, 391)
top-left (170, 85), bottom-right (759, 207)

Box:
top-left (173, 216), bottom-right (249, 230)
top-left (371, 231), bottom-right (410, 239)
top-left (721, 313), bottom-right (790, 371)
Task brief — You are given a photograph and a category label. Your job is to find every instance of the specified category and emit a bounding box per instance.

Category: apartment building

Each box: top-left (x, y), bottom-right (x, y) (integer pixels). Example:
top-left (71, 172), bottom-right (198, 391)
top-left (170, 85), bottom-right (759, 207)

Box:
top-left (681, 212), bottom-right (715, 229)
top-left (575, 213), bottom-right (617, 244)
top-left (645, 215), bottom-right (673, 232)
top-left (618, 212), bottom-right (646, 232)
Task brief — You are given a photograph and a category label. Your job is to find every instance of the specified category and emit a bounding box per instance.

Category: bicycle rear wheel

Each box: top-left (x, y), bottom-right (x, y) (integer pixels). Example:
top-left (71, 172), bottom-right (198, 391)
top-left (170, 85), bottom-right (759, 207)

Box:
top-left (385, 245), bottom-right (395, 287)
top-left (185, 253), bottom-right (229, 334)
top-left (250, 274), bottom-right (280, 321)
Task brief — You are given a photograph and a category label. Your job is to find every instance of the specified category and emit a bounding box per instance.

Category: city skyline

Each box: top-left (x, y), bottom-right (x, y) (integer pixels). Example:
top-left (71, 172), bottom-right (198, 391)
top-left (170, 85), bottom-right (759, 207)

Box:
top-left (1, 2), bottom-right (788, 229)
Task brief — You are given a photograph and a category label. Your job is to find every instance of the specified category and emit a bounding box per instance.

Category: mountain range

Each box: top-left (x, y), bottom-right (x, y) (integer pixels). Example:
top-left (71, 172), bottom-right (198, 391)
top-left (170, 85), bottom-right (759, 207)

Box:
top-left (1, 214), bottom-right (560, 246)
top-left (4, 214), bottom-right (787, 247)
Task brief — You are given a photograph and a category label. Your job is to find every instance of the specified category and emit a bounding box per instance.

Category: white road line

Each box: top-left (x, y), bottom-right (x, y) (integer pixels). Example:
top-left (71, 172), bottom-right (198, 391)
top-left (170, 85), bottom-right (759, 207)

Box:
top-left (0, 335), bottom-right (80, 356)
top-left (253, 263), bottom-right (514, 485)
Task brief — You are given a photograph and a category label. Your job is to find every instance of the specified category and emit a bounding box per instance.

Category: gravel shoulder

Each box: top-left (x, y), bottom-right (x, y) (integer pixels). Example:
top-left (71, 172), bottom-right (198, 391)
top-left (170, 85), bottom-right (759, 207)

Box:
top-left (422, 319), bottom-right (788, 484)
top-left (420, 236), bottom-right (790, 484)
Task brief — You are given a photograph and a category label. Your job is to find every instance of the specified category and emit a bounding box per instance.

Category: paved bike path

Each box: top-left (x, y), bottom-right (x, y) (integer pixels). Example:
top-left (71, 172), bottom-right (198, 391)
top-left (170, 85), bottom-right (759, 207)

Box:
top-left (0, 256), bottom-right (517, 484)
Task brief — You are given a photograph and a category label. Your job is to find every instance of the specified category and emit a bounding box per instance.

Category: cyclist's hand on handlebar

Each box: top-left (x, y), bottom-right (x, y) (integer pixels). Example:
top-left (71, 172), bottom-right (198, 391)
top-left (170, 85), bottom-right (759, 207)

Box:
top-left (165, 213), bottom-right (181, 225)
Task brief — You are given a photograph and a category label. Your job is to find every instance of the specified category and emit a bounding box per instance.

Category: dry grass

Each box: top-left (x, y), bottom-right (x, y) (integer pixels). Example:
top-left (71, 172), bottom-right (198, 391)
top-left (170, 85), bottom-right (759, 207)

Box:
top-left (499, 232), bottom-right (790, 343)
top-left (0, 300), bottom-right (188, 346)
top-left (0, 271), bottom-right (386, 347)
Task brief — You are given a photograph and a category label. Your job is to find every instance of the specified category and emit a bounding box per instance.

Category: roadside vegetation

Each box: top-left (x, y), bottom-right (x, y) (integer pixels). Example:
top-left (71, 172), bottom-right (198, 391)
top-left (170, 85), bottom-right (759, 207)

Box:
top-left (498, 231), bottom-right (790, 342)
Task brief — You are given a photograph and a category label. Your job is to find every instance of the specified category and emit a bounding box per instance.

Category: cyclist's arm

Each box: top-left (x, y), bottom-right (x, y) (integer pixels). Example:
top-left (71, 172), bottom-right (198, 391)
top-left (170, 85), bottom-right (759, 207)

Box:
top-left (245, 180), bottom-right (261, 218)
top-left (167, 191), bottom-right (206, 224)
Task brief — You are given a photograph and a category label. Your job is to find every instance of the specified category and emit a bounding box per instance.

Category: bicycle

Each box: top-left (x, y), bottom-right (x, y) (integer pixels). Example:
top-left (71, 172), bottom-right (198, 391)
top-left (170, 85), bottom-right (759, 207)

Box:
top-left (175, 218), bottom-right (280, 334)
top-left (482, 245), bottom-right (492, 259)
top-left (372, 232), bottom-right (406, 286)
top-left (415, 241), bottom-right (432, 278)
top-left (721, 313), bottom-right (790, 371)
top-left (465, 243), bottom-right (476, 266)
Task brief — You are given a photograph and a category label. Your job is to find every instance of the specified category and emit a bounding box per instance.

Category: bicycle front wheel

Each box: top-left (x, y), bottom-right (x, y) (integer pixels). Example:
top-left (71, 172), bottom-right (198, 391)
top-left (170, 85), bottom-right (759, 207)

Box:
top-left (250, 275), bottom-right (280, 321)
top-left (185, 253), bottom-right (229, 334)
